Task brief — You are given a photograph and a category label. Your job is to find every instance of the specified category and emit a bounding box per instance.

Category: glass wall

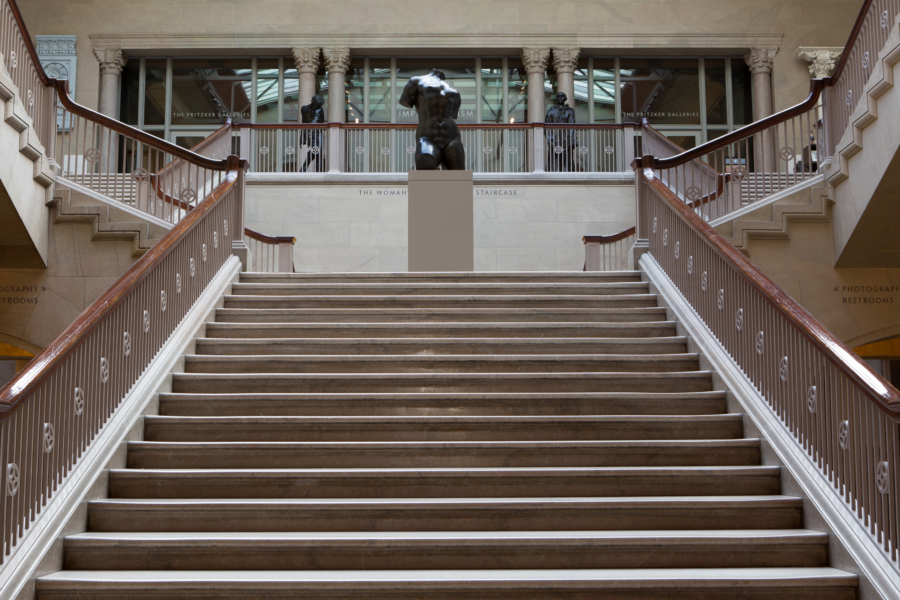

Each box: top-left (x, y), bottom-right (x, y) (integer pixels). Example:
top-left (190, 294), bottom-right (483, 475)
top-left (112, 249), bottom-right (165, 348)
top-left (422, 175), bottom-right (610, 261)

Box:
top-left (122, 54), bottom-right (752, 145)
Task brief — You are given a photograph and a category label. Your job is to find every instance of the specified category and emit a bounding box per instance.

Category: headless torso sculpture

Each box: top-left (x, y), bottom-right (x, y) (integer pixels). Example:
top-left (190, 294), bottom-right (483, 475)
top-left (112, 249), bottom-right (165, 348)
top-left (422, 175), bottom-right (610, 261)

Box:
top-left (399, 69), bottom-right (466, 170)
top-left (299, 95), bottom-right (325, 172)
top-left (545, 92), bottom-right (576, 172)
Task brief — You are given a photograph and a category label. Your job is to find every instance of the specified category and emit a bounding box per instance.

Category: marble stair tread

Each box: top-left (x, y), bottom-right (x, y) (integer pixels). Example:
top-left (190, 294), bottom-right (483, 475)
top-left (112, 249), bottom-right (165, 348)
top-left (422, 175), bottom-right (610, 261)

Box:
top-left (142, 413), bottom-right (741, 442)
top-left (181, 353), bottom-right (701, 374)
top-left (203, 321), bottom-right (677, 338)
top-left (62, 529), bottom-right (829, 571)
top-left (126, 439), bottom-right (760, 468)
top-left (193, 337), bottom-right (689, 356)
top-left (213, 307), bottom-right (670, 323)
top-left (35, 568), bottom-right (858, 600)
top-left (238, 272), bottom-right (644, 283)
top-left (170, 371), bottom-right (714, 394)
top-left (221, 293), bottom-right (660, 309)
top-left (157, 391), bottom-right (729, 417)
top-left (86, 495), bottom-right (806, 532)
top-left (228, 282), bottom-right (651, 296)
top-left (106, 466), bottom-right (782, 499)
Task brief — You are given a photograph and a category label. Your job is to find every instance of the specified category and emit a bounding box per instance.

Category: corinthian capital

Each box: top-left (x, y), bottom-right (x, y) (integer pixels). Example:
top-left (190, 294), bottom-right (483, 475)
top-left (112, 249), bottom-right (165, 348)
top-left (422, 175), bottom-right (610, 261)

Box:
top-left (796, 47), bottom-right (843, 79)
top-left (551, 47), bottom-right (580, 75)
top-left (521, 48), bottom-right (551, 75)
top-left (322, 47), bottom-right (352, 74)
top-left (292, 47), bottom-right (321, 74)
top-left (93, 47), bottom-right (127, 75)
top-left (744, 47), bottom-right (779, 75)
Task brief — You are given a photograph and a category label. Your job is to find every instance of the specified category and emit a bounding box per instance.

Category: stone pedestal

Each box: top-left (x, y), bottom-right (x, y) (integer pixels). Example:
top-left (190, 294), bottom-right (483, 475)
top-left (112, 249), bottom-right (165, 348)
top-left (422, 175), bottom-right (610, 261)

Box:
top-left (408, 171), bottom-right (474, 272)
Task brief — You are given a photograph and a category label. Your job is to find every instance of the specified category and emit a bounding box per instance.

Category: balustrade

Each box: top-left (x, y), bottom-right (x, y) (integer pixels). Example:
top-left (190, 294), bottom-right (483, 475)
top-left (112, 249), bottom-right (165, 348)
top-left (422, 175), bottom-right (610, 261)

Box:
top-left (582, 228), bottom-right (636, 272)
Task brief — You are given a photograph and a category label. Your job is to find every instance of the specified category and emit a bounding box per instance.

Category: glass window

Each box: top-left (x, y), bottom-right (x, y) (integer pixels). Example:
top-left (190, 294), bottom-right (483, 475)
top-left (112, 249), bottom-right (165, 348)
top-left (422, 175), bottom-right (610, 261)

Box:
top-left (346, 59), bottom-right (365, 123)
top-left (119, 61), bottom-right (140, 126)
top-left (592, 58), bottom-right (616, 123)
top-left (284, 64), bottom-right (299, 122)
top-left (507, 58), bottom-right (528, 124)
top-left (396, 58), bottom-right (477, 124)
top-left (255, 59), bottom-right (280, 124)
top-left (620, 58), bottom-right (700, 125)
top-left (170, 58), bottom-right (252, 126)
top-left (481, 58), bottom-right (504, 123)
top-left (731, 59), bottom-right (753, 125)
top-left (143, 59), bottom-right (167, 126)
top-left (573, 65), bottom-right (589, 123)
top-left (367, 59), bottom-right (392, 123)
top-left (705, 58), bottom-right (728, 126)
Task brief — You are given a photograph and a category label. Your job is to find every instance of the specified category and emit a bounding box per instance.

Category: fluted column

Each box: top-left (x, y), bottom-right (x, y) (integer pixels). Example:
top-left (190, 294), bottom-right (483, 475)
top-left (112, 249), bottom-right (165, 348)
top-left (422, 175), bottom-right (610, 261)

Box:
top-left (552, 47), bottom-right (580, 114)
top-left (322, 47), bottom-right (352, 123)
top-left (292, 47), bottom-right (321, 109)
top-left (744, 47), bottom-right (778, 171)
top-left (522, 48), bottom-right (550, 123)
top-left (93, 47), bottom-right (127, 119)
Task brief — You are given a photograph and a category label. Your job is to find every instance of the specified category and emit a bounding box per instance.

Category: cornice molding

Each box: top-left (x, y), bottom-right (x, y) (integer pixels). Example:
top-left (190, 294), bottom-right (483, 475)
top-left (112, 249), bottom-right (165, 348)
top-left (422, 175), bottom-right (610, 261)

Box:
top-left (89, 32), bottom-right (784, 52)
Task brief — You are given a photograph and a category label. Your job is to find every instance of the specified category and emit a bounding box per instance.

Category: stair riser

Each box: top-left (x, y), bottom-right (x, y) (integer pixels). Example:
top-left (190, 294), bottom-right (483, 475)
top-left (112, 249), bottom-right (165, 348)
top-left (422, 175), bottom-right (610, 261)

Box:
top-left (239, 275), bottom-right (644, 284)
top-left (204, 324), bottom-right (676, 339)
top-left (63, 541), bottom-right (826, 571)
top-left (87, 502), bottom-right (805, 533)
top-left (214, 309), bottom-right (669, 324)
top-left (35, 583), bottom-right (856, 600)
top-left (127, 444), bottom-right (759, 469)
top-left (194, 340), bottom-right (689, 356)
top-left (157, 394), bottom-right (728, 417)
top-left (171, 375), bottom-right (713, 394)
top-left (222, 296), bottom-right (660, 309)
top-left (228, 285), bottom-right (650, 296)
top-left (143, 420), bottom-right (742, 442)
top-left (183, 356), bottom-right (700, 375)
top-left (108, 472), bottom-right (781, 499)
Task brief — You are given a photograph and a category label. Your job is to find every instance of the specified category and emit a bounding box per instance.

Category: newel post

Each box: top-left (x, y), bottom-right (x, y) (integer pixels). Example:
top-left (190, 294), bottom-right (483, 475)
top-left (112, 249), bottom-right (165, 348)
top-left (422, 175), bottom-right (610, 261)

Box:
top-left (229, 156), bottom-right (250, 271)
top-left (278, 239), bottom-right (295, 273)
top-left (631, 156), bottom-right (653, 269)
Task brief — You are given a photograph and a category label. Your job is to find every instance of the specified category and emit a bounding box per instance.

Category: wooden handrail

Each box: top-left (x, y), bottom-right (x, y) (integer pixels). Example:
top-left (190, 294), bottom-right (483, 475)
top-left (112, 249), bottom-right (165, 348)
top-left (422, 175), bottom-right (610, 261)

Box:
top-left (7, 0), bottom-right (50, 86)
top-left (643, 167), bottom-right (900, 417)
top-left (0, 158), bottom-right (243, 416)
top-left (648, 79), bottom-right (828, 170)
top-left (235, 122), bottom-right (637, 130)
top-left (583, 227), bottom-right (636, 244)
top-left (828, 0), bottom-right (876, 85)
top-left (244, 228), bottom-right (295, 245)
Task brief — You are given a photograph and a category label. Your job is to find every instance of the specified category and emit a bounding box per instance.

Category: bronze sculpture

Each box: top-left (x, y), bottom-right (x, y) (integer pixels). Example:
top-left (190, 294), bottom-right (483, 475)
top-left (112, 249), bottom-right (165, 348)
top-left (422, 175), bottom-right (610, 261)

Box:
top-left (545, 92), bottom-right (576, 172)
top-left (399, 69), bottom-right (466, 170)
top-left (299, 95), bottom-right (325, 173)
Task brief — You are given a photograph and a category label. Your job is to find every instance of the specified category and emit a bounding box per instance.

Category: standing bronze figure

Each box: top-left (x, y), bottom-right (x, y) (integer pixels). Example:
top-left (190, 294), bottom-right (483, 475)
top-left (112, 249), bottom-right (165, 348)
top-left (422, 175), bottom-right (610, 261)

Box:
top-left (299, 95), bottom-right (325, 173)
top-left (399, 69), bottom-right (466, 170)
top-left (545, 92), bottom-right (576, 172)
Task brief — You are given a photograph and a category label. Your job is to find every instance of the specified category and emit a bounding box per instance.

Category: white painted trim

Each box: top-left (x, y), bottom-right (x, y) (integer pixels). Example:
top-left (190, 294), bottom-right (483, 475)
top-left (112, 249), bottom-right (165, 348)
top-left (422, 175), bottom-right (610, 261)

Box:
top-left (0, 256), bottom-right (242, 600)
top-left (56, 178), bottom-right (174, 231)
top-left (247, 172), bottom-right (636, 186)
top-left (640, 253), bottom-right (900, 600)
top-left (708, 174), bottom-right (825, 228)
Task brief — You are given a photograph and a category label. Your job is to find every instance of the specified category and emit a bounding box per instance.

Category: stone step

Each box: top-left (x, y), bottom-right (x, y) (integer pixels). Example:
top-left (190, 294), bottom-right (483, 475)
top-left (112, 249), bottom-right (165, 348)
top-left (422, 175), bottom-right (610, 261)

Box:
top-left (229, 282), bottom-right (651, 296)
top-left (182, 354), bottom-right (701, 375)
top-left (143, 414), bottom-right (740, 443)
top-left (239, 272), bottom-right (644, 284)
top-left (203, 321), bottom-right (677, 339)
top-left (171, 371), bottom-right (713, 394)
top-left (127, 439), bottom-right (759, 469)
top-left (194, 337), bottom-right (688, 356)
top-left (107, 466), bottom-right (781, 499)
top-left (35, 567), bottom-right (858, 599)
top-left (86, 496), bottom-right (806, 532)
top-left (62, 530), bottom-right (827, 571)
top-left (157, 391), bottom-right (729, 417)
top-left (222, 294), bottom-right (660, 309)
top-left (214, 307), bottom-right (670, 324)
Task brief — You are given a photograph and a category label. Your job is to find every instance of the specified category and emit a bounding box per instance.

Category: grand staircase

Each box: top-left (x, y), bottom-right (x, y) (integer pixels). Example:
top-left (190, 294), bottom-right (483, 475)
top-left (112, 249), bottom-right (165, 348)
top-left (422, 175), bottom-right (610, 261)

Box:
top-left (36, 272), bottom-right (857, 599)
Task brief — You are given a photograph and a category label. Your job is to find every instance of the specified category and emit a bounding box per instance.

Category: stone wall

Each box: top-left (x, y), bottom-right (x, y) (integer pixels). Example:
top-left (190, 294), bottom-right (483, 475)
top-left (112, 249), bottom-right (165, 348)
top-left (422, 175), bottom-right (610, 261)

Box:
top-left (245, 179), bottom-right (634, 272)
top-left (22, 0), bottom-right (862, 117)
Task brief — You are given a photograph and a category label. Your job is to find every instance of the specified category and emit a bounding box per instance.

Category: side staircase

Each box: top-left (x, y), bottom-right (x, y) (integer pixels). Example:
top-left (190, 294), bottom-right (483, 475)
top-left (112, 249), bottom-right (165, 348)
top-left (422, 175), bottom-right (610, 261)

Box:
top-left (36, 272), bottom-right (857, 599)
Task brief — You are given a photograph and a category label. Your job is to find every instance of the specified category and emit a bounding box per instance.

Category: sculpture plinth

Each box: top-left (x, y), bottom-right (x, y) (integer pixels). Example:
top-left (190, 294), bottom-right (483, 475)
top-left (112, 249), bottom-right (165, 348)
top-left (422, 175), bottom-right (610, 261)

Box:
top-left (408, 170), bottom-right (474, 272)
